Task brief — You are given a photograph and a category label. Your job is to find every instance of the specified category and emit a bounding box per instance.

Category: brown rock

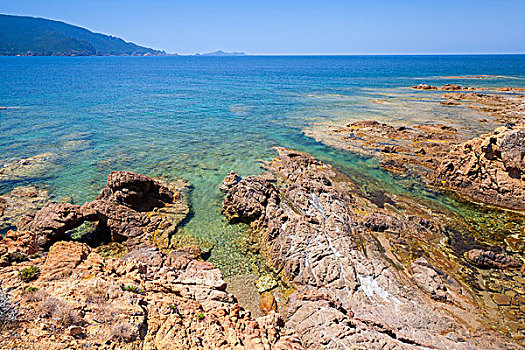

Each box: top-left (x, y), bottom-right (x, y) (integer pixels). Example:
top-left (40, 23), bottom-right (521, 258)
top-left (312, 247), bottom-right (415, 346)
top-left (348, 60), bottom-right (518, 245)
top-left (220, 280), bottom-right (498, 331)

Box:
top-left (219, 171), bottom-right (241, 193)
top-left (14, 171), bottom-right (191, 251)
top-left (465, 249), bottom-right (521, 269)
top-left (17, 203), bottom-right (90, 248)
top-left (260, 291), bottom-right (277, 315)
top-left (492, 293), bottom-right (512, 306)
top-left (41, 241), bottom-right (91, 280)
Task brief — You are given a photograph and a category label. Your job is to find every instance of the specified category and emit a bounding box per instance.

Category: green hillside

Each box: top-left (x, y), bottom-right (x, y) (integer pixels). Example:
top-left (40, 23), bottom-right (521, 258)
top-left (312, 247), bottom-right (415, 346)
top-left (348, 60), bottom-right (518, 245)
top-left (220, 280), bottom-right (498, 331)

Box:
top-left (0, 14), bottom-right (165, 56)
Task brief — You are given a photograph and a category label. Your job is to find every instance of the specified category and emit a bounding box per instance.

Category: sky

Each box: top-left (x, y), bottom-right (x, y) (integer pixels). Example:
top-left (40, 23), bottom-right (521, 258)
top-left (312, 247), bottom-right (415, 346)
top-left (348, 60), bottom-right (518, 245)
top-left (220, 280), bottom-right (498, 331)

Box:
top-left (1, 0), bottom-right (524, 55)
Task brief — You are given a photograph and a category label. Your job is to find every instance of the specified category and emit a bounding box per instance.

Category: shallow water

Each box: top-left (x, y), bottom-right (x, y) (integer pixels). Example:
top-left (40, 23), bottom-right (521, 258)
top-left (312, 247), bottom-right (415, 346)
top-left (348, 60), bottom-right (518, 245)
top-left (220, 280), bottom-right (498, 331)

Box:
top-left (1, 55), bottom-right (525, 274)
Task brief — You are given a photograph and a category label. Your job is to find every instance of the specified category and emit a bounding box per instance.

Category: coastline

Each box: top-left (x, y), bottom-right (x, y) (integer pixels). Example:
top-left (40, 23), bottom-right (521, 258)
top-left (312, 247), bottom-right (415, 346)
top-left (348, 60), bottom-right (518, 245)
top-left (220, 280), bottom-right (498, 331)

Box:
top-left (1, 62), bottom-right (525, 348)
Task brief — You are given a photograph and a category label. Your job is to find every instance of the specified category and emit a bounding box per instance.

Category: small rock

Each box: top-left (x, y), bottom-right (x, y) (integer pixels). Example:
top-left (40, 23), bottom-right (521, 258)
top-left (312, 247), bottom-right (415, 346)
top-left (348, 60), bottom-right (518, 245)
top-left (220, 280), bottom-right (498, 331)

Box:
top-left (259, 292), bottom-right (277, 315)
top-left (220, 171), bottom-right (241, 193)
top-left (255, 275), bottom-right (278, 293)
top-left (492, 293), bottom-right (512, 306)
top-left (68, 325), bottom-right (84, 337)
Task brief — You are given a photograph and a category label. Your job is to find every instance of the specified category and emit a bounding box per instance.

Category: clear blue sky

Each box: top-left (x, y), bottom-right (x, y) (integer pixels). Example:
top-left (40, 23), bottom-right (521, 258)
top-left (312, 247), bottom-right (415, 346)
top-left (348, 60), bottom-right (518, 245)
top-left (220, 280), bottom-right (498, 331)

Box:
top-left (1, 0), bottom-right (524, 55)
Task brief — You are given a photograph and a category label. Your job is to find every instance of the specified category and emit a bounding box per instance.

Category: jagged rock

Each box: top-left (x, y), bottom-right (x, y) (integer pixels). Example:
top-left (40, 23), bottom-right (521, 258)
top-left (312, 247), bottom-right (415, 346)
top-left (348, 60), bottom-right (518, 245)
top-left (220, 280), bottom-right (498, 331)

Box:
top-left (223, 147), bottom-right (522, 349)
top-left (17, 203), bottom-right (90, 248)
top-left (14, 171), bottom-right (191, 251)
top-left (222, 175), bottom-right (279, 227)
top-left (433, 125), bottom-right (525, 210)
top-left (40, 241), bottom-right (91, 280)
top-left (0, 240), bottom-right (303, 349)
top-left (465, 249), bottom-right (521, 269)
top-left (97, 171), bottom-right (174, 210)
top-left (219, 171), bottom-right (241, 193)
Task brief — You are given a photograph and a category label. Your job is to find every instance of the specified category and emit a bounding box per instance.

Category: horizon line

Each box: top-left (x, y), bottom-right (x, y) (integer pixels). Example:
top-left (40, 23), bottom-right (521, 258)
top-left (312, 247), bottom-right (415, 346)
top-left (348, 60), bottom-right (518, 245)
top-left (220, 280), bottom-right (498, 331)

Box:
top-left (172, 52), bottom-right (525, 56)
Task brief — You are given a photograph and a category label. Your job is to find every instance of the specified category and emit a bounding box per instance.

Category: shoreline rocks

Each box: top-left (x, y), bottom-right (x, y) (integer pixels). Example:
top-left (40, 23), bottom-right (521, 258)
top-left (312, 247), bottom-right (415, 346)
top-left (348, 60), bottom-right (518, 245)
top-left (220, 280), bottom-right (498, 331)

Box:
top-left (432, 125), bottom-right (525, 211)
top-left (13, 171), bottom-right (192, 251)
top-left (222, 147), bottom-right (523, 349)
top-left (0, 240), bottom-right (303, 349)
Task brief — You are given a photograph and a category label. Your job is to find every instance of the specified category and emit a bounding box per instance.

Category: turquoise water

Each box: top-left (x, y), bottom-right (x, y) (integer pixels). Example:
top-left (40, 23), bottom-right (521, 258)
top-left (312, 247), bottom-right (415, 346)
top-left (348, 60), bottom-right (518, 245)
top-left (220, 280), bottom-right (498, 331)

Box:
top-left (1, 55), bottom-right (525, 274)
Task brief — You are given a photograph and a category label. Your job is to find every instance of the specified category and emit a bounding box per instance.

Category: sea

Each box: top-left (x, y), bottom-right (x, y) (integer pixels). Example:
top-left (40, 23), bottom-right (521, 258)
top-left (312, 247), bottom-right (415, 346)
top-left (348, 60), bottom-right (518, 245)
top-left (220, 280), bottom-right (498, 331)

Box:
top-left (1, 55), bottom-right (525, 274)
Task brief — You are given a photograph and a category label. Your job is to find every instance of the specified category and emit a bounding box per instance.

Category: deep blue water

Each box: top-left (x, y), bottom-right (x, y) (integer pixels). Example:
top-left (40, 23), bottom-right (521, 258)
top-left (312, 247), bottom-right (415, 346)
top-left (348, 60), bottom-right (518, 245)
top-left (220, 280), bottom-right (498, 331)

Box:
top-left (1, 55), bottom-right (524, 273)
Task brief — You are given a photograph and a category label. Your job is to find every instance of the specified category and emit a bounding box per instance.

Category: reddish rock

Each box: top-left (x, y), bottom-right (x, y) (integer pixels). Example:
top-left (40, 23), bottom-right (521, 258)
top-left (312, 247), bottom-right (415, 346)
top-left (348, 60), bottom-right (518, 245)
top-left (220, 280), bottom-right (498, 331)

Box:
top-left (465, 249), bottom-right (521, 269)
top-left (13, 171), bottom-right (191, 251)
top-left (433, 125), bottom-right (525, 211)
top-left (41, 241), bottom-right (91, 280)
top-left (260, 291), bottom-right (277, 315)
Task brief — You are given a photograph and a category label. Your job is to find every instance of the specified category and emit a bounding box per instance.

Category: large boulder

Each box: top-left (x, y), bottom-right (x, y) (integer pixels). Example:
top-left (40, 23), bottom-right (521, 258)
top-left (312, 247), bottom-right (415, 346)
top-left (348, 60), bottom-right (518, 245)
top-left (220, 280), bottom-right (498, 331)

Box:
top-left (14, 171), bottom-right (191, 251)
top-left (433, 125), bottom-right (525, 210)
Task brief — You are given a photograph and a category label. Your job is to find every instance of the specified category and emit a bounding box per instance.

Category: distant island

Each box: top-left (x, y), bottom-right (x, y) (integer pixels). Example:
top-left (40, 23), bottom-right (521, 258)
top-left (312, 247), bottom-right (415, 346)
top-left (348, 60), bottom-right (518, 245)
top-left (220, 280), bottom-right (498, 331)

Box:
top-left (194, 50), bottom-right (246, 56)
top-left (0, 14), bottom-right (166, 56)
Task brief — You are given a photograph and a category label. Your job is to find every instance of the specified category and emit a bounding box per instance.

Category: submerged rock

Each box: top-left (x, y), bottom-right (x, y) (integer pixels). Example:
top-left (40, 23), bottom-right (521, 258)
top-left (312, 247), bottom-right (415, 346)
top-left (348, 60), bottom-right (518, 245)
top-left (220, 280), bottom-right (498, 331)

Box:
top-left (0, 153), bottom-right (59, 181)
top-left (222, 147), bottom-right (522, 349)
top-left (0, 186), bottom-right (48, 233)
top-left (465, 249), bottom-right (521, 269)
top-left (442, 92), bottom-right (525, 124)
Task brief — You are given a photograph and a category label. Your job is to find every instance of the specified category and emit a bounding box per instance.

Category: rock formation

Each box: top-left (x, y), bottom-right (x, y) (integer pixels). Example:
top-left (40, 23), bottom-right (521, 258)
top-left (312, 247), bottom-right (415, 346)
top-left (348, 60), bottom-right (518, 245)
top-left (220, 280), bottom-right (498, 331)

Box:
top-left (0, 170), bottom-right (302, 349)
top-left (0, 240), bottom-right (302, 349)
top-left (442, 92), bottom-right (525, 124)
top-left (465, 249), bottom-right (521, 269)
top-left (223, 147), bottom-right (523, 349)
top-left (13, 171), bottom-right (191, 251)
top-left (411, 83), bottom-right (477, 91)
top-left (433, 125), bottom-right (525, 210)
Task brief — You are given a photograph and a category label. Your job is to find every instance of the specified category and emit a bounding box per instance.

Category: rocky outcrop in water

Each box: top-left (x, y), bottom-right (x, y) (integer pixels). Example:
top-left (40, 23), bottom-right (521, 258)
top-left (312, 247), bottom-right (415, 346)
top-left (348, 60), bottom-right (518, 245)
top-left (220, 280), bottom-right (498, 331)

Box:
top-left (223, 147), bottom-right (523, 349)
top-left (433, 125), bottom-right (525, 210)
top-left (14, 171), bottom-right (191, 251)
top-left (304, 120), bottom-right (462, 175)
top-left (465, 249), bottom-right (521, 269)
top-left (411, 83), bottom-right (477, 91)
top-left (442, 92), bottom-right (525, 123)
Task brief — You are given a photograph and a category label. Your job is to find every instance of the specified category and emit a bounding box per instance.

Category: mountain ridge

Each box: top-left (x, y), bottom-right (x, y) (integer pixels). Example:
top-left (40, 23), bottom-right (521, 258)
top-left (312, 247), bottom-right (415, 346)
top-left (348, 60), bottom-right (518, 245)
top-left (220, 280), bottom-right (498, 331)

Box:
top-left (0, 14), bottom-right (165, 56)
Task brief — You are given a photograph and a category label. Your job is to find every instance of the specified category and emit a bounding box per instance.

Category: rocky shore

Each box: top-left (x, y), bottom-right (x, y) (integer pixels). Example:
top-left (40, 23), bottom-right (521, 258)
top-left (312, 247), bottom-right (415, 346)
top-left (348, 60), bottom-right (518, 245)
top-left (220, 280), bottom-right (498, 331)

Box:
top-left (305, 84), bottom-right (525, 211)
top-left (0, 171), bottom-right (302, 349)
top-left (1, 82), bottom-right (525, 349)
top-left (222, 147), bottom-right (524, 349)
